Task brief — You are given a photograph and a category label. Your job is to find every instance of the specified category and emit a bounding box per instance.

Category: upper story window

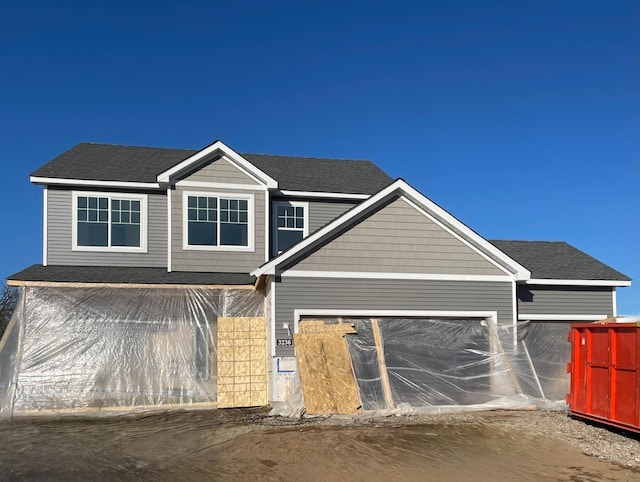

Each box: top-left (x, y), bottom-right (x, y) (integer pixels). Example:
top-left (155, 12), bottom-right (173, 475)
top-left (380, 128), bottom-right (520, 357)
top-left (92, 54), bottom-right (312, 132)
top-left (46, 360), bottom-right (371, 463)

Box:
top-left (183, 191), bottom-right (254, 251)
top-left (274, 201), bottom-right (308, 254)
top-left (72, 192), bottom-right (147, 252)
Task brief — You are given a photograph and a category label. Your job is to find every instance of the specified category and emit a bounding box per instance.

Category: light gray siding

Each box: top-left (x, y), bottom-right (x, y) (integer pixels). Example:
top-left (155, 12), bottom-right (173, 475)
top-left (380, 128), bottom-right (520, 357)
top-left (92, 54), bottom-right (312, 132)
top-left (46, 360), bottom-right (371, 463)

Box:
top-left (46, 188), bottom-right (167, 267)
top-left (307, 200), bottom-right (357, 233)
top-left (171, 186), bottom-right (266, 272)
top-left (517, 285), bottom-right (614, 317)
top-left (274, 277), bottom-right (513, 356)
top-left (293, 197), bottom-right (506, 275)
top-left (183, 157), bottom-right (259, 185)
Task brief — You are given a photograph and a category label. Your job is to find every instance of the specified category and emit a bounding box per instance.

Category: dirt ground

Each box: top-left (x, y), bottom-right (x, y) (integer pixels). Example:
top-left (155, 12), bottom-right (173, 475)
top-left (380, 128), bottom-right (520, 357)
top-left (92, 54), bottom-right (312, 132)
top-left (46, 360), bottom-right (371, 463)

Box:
top-left (0, 408), bottom-right (638, 481)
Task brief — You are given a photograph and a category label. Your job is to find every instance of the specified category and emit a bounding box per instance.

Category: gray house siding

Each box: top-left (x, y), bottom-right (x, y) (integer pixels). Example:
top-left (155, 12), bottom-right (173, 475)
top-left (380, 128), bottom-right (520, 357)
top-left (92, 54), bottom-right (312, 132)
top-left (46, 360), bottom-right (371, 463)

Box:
top-left (182, 157), bottom-right (259, 185)
top-left (307, 200), bottom-right (358, 233)
top-left (46, 188), bottom-right (167, 267)
top-left (517, 285), bottom-right (613, 317)
top-left (273, 277), bottom-right (513, 356)
top-left (293, 197), bottom-right (506, 275)
top-left (170, 186), bottom-right (266, 272)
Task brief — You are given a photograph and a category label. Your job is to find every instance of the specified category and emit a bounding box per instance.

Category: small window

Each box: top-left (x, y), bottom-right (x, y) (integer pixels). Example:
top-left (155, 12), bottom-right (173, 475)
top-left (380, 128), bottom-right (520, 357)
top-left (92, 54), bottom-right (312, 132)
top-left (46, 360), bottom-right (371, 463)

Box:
top-left (73, 192), bottom-right (147, 252)
top-left (184, 192), bottom-right (253, 250)
top-left (274, 202), bottom-right (308, 254)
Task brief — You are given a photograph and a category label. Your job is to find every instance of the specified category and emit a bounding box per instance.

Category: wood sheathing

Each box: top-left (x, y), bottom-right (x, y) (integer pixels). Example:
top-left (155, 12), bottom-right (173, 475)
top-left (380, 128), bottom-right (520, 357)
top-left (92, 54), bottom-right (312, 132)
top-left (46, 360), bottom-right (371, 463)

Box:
top-left (294, 320), bottom-right (361, 414)
top-left (217, 317), bottom-right (268, 408)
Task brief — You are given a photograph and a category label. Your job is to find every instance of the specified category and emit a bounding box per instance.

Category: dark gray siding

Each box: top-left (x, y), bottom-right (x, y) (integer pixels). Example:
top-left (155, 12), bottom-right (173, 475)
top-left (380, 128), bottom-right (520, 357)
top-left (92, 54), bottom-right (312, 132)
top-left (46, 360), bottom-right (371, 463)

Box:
top-left (46, 188), bottom-right (167, 267)
top-left (274, 277), bottom-right (513, 356)
top-left (307, 200), bottom-right (357, 233)
top-left (294, 197), bottom-right (506, 275)
top-left (171, 186), bottom-right (266, 272)
top-left (517, 285), bottom-right (613, 316)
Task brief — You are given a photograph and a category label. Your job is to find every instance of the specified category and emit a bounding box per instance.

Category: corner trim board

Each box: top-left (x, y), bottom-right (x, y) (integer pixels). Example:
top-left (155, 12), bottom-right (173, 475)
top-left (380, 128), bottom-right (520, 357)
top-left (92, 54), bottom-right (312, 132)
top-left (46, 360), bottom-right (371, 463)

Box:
top-left (42, 187), bottom-right (48, 266)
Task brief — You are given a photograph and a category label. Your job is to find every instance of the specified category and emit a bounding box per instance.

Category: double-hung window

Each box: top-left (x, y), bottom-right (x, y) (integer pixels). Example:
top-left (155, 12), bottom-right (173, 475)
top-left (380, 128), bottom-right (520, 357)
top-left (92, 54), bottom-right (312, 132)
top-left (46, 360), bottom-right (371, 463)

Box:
top-left (73, 192), bottom-right (147, 252)
top-left (183, 192), bottom-right (254, 251)
top-left (274, 201), bottom-right (308, 254)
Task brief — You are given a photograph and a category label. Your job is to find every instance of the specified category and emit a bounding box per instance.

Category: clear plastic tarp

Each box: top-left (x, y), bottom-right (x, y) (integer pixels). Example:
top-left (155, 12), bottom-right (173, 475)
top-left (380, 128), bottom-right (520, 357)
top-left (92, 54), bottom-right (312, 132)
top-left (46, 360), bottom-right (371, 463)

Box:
top-left (285, 316), bottom-right (573, 416)
top-left (0, 286), bottom-right (263, 418)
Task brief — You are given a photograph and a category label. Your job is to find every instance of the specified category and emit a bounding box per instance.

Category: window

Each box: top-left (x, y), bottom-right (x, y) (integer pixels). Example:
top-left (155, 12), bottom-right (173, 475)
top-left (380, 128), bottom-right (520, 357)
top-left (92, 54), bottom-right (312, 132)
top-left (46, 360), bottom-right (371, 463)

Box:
top-left (183, 192), bottom-right (254, 250)
top-left (73, 192), bottom-right (147, 252)
top-left (274, 201), bottom-right (308, 254)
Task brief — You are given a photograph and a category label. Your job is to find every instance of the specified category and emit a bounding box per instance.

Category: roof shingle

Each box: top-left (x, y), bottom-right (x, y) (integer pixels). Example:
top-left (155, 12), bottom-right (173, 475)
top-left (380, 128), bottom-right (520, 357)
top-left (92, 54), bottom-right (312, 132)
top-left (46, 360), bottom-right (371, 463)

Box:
top-left (8, 265), bottom-right (255, 286)
top-left (490, 240), bottom-right (630, 281)
top-left (31, 143), bottom-right (393, 195)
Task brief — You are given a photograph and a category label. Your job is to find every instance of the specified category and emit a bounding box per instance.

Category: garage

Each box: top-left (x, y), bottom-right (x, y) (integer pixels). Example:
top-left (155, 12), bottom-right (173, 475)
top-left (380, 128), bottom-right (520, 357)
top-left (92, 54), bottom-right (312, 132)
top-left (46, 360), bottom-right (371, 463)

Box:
top-left (293, 314), bottom-right (528, 414)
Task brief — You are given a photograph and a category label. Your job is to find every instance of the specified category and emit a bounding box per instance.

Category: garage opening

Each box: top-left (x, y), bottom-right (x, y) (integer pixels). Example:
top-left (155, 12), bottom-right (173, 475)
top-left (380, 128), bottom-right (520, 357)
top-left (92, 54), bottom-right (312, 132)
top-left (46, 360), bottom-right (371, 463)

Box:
top-left (297, 315), bottom-right (518, 411)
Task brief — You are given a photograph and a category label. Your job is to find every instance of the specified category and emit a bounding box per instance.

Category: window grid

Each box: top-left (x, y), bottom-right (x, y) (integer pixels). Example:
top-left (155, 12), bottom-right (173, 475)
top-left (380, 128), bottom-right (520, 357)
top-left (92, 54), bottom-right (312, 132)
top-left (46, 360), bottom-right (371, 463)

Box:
top-left (277, 205), bottom-right (304, 230)
top-left (188, 196), bottom-right (218, 222)
top-left (111, 199), bottom-right (141, 225)
top-left (77, 196), bottom-right (109, 224)
top-left (220, 198), bottom-right (248, 224)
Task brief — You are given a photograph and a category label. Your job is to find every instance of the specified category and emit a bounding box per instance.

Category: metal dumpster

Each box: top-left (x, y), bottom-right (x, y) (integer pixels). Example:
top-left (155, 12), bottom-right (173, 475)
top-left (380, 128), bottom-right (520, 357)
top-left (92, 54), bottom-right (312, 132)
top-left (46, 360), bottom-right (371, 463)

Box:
top-left (567, 322), bottom-right (640, 433)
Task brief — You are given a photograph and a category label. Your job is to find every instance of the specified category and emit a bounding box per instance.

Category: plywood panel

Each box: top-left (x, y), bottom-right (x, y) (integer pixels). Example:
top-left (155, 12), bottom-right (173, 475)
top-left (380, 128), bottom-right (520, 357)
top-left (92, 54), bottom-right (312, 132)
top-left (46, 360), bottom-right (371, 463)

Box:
top-left (294, 332), bottom-right (361, 414)
top-left (217, 317), bottom-right (267, 408)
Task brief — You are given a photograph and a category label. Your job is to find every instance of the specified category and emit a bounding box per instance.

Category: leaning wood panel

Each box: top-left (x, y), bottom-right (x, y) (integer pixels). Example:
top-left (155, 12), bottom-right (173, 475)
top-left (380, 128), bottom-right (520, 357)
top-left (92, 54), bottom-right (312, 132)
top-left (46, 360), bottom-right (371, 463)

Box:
top-left (294, 332), bottom-right (361, 414)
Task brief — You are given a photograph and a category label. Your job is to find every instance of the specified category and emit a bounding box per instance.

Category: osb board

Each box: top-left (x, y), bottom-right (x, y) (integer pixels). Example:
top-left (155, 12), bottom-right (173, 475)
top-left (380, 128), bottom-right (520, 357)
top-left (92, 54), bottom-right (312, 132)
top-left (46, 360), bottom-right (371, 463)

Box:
top-left (217, 317), bottom-right (267, 408)
top-left (294, 332), bottom-right (361, 414)
top-left (299, 320), bottom-right (356, 334)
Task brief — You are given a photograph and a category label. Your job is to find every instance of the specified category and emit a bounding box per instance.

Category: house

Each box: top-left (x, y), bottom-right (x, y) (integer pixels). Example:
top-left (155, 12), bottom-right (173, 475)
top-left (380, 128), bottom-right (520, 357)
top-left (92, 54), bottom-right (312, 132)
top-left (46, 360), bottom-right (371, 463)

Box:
top-left (1, 140), bottom-right (631, 416)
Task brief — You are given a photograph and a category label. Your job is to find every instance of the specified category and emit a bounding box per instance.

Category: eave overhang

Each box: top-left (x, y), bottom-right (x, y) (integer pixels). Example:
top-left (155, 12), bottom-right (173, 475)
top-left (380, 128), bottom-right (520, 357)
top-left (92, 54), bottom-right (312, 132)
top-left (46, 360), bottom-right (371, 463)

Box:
top-left (251, 179), bottom-right (532, 280)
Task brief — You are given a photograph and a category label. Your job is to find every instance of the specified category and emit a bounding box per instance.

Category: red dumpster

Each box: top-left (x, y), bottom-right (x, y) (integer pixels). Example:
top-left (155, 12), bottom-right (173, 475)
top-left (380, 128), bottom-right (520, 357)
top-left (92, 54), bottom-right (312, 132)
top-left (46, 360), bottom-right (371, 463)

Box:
top-left (567, 322), bottom-right (640, 433)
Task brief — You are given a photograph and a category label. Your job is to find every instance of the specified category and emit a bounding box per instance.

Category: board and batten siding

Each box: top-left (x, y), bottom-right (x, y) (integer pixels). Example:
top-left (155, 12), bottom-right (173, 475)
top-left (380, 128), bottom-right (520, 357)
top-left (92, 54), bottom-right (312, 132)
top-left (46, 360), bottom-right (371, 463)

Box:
top-left (171, 186), bottom-right (266, 272)
top-left (46, 188), bottom-right (167, 267)
top-left (517, 285), bottom-right (614, 317)
top-left (183, 157), bottom-right (259, 184)
top-left (293, 197), bottom-right (505, 275)
top-left (273, 277), bottom-right (513, 356)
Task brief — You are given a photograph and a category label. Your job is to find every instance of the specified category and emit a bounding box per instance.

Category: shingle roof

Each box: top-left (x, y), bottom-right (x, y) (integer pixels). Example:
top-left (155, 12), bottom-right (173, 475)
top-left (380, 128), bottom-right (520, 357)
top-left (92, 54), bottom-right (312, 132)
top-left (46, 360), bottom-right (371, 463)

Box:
top-left (31, 143), bottom-right (393, 195)
top-left (8, 265), bottom-right (255, 286)
top-left (490, 240), bottom-right (630, 281)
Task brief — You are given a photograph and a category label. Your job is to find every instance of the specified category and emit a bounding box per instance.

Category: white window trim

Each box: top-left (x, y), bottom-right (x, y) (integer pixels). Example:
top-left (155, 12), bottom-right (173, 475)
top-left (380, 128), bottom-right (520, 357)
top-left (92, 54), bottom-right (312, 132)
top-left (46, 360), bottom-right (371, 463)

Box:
top-left (182, 190), bottom-right (255, 252)
top-left (273, 200), bottom-right (309, 255)
top-left (71, 191), bottom-right (148, 253)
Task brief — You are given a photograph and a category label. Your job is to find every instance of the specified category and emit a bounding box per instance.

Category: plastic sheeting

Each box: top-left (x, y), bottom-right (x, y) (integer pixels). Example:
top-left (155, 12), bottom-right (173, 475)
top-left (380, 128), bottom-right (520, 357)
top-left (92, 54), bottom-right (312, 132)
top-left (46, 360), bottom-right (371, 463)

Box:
top-left (287, 316), bottom-right (572, 416)
top-left (0, 286), bottom-right (264, 417)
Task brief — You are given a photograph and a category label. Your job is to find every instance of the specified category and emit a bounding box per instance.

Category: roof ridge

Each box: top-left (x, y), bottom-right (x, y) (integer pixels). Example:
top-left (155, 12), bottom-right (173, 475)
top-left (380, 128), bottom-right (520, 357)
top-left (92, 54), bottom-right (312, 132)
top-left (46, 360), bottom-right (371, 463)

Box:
top-left (243, 152), bottom-right (372, 163)
top-left (77, 142), bottom-right (196, 152)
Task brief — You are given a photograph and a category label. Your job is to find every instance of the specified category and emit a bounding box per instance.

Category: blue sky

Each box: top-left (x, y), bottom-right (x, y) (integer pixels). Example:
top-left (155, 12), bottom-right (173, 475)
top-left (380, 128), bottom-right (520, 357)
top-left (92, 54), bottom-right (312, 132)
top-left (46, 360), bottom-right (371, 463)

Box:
top-left (1, 1), bottom-right (637, 314)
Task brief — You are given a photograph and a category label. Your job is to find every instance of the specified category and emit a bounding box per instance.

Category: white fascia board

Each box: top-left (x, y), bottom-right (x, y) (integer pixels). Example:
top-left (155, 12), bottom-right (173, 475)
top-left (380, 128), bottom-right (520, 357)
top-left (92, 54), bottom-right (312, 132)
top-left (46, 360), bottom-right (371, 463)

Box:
top-left (30, 176), bottom-right (161, 190)
top-left (519, 314), bottom-right (607, 321)
top-left (526, 278), bottom-right (631, 287)
top-left (399, 195), bottom-right (513, 277)
top-left (281, 270), bottom-right (513, 282)
top-left (156, 140), bottom-right (278, 188)
top-left (278, 190), bottom-right (370, 200)
top-left (395, 182), bottom-right (531, 280)
top-left (252, 179), bottom-right (531, 279)
top-left (251, 180), bottom-right (403, 276)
